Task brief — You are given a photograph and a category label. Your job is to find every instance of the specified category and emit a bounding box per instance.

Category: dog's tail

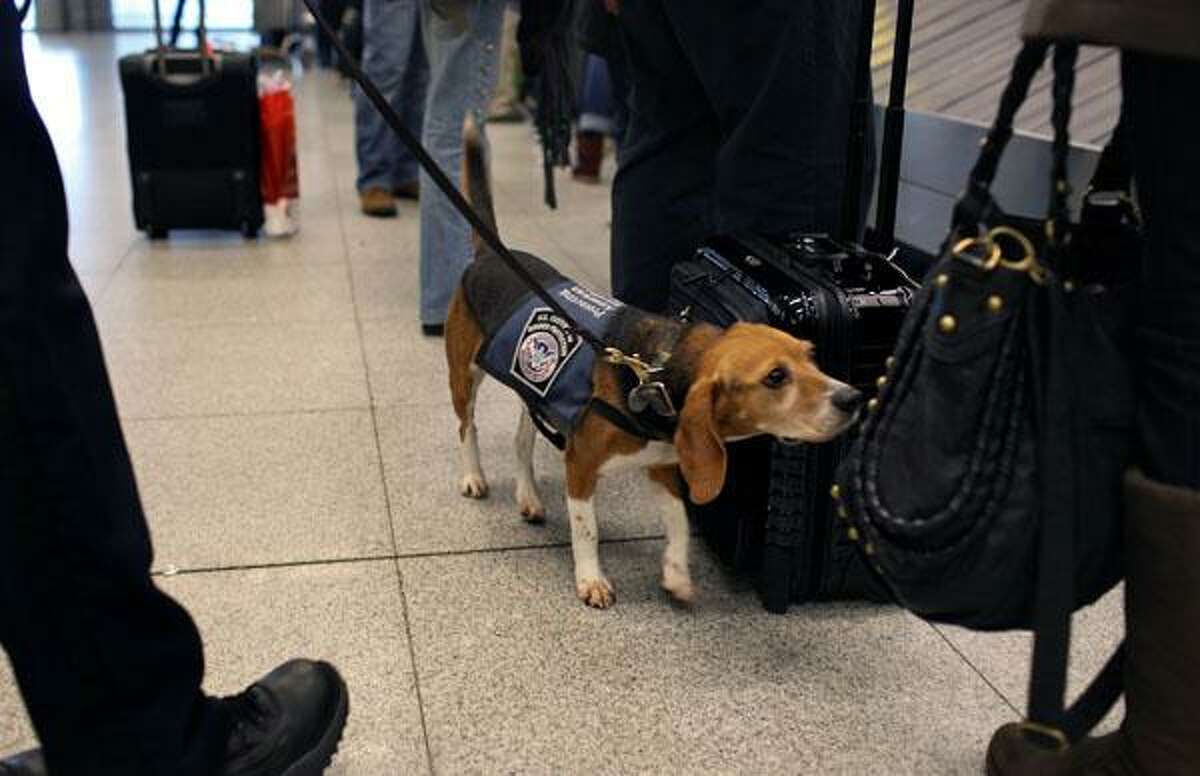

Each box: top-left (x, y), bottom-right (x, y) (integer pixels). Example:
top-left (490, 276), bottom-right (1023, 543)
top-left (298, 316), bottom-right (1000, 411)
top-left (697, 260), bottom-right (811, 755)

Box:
top-left (462, 114), bottom-right (497, 256)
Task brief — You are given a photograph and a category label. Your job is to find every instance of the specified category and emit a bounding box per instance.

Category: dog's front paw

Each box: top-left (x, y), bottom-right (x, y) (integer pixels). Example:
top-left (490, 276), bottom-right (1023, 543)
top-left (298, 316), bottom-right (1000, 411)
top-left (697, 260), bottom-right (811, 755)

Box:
top-left (459, 473), bottom-right (489, 499)
top-left (661, 572), bottom-right (695, 605)
top-left (576, 578), bottom-right (615, 609)
top-left (516, 484), bottom-right (546, 523)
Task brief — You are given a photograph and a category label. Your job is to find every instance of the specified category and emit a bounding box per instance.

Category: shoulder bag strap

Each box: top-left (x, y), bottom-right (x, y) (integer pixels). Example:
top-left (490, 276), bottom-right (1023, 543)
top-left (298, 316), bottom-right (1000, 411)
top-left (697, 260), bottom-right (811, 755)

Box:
top-left (1026, 41), bottom-right (1125, 745)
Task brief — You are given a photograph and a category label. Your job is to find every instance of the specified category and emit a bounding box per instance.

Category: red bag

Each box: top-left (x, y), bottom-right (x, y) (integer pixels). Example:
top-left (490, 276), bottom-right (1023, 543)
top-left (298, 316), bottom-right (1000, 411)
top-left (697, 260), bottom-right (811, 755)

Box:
top-left (259, 87), bottom-right (299, 204)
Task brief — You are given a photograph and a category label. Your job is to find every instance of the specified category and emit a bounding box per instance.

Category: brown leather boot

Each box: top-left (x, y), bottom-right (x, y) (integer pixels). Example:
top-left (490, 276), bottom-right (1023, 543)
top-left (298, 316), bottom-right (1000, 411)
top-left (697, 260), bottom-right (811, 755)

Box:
top-left (986, 470), bottom-right (1200, 775)
top-left (572, 130), bottom-right (604, 183)
top-left (359, 186), bottom-right (397, 218)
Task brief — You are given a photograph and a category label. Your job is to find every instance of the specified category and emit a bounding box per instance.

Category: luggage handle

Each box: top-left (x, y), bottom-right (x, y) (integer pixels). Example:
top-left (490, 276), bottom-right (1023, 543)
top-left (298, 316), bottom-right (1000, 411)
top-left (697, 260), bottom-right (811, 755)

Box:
top-left (151, 0), bottom-right (214, 77)
top-left (842, 0), bottom-right (913, 252)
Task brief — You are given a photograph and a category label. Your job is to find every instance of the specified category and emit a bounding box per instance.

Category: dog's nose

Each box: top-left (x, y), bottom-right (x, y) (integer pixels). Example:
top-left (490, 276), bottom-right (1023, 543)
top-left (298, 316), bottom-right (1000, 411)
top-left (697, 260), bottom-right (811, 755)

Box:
top-left (832, 386), bottom-right (864, 413)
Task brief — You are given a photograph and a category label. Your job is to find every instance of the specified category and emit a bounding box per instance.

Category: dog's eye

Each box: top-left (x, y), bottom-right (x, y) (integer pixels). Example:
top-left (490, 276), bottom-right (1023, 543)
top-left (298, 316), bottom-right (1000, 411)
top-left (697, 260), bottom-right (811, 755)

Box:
top-left (762, 366), bottom-right (790, 389)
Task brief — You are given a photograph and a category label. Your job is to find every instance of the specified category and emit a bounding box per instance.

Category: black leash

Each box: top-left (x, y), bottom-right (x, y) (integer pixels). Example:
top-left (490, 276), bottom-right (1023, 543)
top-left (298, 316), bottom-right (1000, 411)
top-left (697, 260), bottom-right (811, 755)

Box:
top-left (299, 0), bottom-right (611, 357)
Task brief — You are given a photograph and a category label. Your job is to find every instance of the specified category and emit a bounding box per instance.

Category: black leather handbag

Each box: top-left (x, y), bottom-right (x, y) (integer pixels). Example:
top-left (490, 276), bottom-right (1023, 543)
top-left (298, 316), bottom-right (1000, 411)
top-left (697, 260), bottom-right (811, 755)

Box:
top-left (836, 41), bottom-right (1138, 742)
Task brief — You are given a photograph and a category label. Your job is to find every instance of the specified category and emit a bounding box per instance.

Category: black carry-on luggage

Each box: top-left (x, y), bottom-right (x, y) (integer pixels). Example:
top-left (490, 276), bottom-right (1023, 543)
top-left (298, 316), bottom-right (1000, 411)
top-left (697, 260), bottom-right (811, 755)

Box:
top-left (119, 0), bottom-right (263, 238)
top-left (666, 0), bottom-right (917, 613)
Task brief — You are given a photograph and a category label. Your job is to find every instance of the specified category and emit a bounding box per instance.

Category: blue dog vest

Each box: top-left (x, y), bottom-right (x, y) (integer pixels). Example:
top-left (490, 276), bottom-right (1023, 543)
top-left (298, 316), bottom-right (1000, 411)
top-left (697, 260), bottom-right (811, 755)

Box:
top-left (463, 251), bottom-right (625, 437)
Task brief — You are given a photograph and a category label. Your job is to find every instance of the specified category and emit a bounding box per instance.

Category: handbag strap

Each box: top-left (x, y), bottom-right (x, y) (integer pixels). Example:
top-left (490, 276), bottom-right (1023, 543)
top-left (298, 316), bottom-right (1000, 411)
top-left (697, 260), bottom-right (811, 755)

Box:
top-left (951, 40), bottom-right (1132, 242)
top-left (1046, 44), bottom-right (1075, 246)
top-left (1025, 41), bottom-right (1126, 745)
top-left (951, 41), bottom-right (1051, 232)
top-left (1088, 120), bottom-right (1131, 195)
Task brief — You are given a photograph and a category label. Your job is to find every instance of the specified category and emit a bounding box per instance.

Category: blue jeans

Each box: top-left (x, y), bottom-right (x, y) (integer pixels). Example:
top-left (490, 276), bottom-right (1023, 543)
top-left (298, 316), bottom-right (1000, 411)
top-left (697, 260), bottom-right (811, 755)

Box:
top-left (578, 54), bottom-right (616, 138)
top-left (354, 0), bottom-right (428, 192)
top-left (418, 0), bottom-right (505, 325)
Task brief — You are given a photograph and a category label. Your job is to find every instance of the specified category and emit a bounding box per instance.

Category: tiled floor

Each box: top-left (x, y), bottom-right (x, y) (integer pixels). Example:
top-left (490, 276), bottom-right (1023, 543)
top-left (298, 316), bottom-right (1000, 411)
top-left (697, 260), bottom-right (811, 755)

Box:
top-left (0, 32), bottom-right (1124, 776)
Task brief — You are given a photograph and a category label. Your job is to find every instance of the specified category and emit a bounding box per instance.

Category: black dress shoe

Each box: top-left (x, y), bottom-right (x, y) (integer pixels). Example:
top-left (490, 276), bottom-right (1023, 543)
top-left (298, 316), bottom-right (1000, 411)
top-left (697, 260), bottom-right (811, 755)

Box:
top-left (421, 323), bottom-right (445, 337)
top-left (220, 659), bottom-right (349, 776)
top-left (0, 749), bottom-right (46, 776)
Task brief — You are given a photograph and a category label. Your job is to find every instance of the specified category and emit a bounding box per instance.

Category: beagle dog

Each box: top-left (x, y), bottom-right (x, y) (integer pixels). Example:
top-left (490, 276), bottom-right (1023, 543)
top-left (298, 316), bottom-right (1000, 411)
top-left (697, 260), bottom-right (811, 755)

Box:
top-left (444, 125), bottom-right (863, 609)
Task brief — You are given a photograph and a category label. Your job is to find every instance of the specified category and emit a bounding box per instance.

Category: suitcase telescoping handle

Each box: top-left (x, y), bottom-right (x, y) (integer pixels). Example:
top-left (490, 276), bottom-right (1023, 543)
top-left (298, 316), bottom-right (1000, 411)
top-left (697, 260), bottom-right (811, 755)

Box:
top-left (150, 0), bottom-right (212, 74)
top-left (873, 0), bottom-right (914, 251)
top-left (842, 0), bottom-right (913, 251)
top-left (841, 0), bottom-right (878, 243)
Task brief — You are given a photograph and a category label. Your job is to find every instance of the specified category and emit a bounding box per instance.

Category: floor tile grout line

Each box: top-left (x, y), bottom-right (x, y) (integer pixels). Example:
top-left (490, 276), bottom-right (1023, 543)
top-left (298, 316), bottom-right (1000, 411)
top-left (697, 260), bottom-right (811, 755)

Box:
top-left (116, 391), bottom-right (512, 423)
top-left (120, 404), bottom-right (373, 424)
top-left (926, 620), bottom-right (1023, 718)
top-left (82, 236), bottom-right (140, 308)
top-left (392, 558), bottom-right (437, 776)
top-left (95, 314), bottom-right (364, 331)
top-left (149, 534), bottom-right (670, 578)
top-left (319, 70), bottom-right (439, 775)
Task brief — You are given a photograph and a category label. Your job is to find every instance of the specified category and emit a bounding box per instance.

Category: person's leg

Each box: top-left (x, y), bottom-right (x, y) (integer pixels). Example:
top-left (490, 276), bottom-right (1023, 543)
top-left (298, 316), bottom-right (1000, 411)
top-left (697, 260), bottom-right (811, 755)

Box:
top-left (573, 54), bottom-right (614, 182)
top-left (1, 9), bottom-right (349, 773)
top-left (578, 55), bottom-right (614, 135)
top-left (417, 0), bottom-right (505, 328)
top-left (1123, 52), bottom-right (1200, 490)
top-left (0, 8), bottom-right (227, 773)
top-left (610, 0), bottom-right (718, 311)
top-left (355, 0), bottom-right (423, 212)
top-left (393, 7), bottom-right (429, 195)
top-left (662, 0), bottom-right (862, 238)
top-left (486, 2), bottom-right (523, 121)
top-left (316, 0), bottom-right (344, 66)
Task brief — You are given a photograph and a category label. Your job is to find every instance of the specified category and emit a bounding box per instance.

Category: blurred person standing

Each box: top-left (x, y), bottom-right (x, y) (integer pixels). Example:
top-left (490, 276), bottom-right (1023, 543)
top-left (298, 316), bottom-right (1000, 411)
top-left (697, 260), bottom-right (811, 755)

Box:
top-left (355, 0), bottom-right (429, 217)
top-left (255, 0), bottom-right (295, 48)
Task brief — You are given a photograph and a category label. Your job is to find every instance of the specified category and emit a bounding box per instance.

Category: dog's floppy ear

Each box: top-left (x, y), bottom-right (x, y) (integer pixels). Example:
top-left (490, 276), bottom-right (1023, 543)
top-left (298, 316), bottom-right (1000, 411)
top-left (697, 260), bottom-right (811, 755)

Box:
top-left (675, 376), bottom-right (726, 504)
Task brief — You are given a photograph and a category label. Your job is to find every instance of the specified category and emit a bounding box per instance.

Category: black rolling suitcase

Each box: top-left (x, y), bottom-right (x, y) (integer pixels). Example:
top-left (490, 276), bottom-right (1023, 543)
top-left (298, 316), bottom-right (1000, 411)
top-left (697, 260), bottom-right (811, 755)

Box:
top-left (119, 0), bottom-right (263, 238)
top-left (666, 0), bottom-right (917, 613)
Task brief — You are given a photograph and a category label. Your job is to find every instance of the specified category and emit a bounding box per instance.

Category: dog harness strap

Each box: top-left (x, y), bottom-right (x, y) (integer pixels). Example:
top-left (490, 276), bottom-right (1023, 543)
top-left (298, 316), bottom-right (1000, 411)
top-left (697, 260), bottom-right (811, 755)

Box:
top-left (526, 406), bottom-right (568, 450)
top-left (589, 398), bottom-right (673, 442)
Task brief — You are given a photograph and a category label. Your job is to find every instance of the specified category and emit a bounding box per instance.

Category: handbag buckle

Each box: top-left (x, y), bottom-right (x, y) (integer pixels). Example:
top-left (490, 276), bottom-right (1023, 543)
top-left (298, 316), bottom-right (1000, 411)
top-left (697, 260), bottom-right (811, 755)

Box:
top-left (951, 227), bottom-right (1048, 284)
top-left (1016, 721), bottom-right (1069, 752)
top-left (990, 226), bottom-right (1049, 284)
top-left (951, 235), bottom-right (1002, 271)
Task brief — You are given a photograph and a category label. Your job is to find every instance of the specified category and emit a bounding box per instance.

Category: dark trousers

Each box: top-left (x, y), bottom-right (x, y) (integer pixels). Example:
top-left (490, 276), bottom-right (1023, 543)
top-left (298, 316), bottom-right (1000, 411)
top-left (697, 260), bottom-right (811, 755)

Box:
top-left (0, 4), bottom-right (228, 773)
top-left (609, 0), bottom-right (862, 311)
top-left (1123, 52), bottom-right (1200, 490)
top-left (316, 0), bottom-right (349, 67)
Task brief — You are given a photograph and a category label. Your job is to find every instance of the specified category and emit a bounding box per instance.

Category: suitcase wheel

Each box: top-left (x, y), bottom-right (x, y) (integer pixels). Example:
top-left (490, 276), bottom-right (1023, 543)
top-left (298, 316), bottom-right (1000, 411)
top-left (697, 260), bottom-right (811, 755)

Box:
top-left (242, 222), bottom-right (259, 239)
top-left (148, 227), bottom-right (168, 240)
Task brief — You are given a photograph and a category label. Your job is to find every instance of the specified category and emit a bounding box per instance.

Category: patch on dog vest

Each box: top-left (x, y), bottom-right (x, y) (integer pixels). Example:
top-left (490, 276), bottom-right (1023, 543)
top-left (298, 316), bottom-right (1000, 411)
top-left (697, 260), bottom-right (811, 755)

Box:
top-left (478, 280), bottom-right (623, 436)
top-left (510, 308), bottom-right (583, 396)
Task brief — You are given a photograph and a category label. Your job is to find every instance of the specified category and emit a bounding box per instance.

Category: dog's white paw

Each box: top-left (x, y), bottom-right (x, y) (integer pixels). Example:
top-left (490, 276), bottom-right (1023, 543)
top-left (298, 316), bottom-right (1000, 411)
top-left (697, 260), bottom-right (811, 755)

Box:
top-left (661, 566), bottom-right (695, 605)
top-left (459, 473), bottom-right (489, 499)
top-left (576, 578), bottom-right (615, 609)
top-left (516, 484), bottom-right (546, 523)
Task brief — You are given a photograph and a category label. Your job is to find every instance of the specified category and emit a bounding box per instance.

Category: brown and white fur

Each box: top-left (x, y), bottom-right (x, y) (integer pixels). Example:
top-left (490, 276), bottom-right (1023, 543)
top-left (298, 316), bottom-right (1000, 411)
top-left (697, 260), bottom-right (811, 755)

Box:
top-left (444, 121), bottom-right (862, 609)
